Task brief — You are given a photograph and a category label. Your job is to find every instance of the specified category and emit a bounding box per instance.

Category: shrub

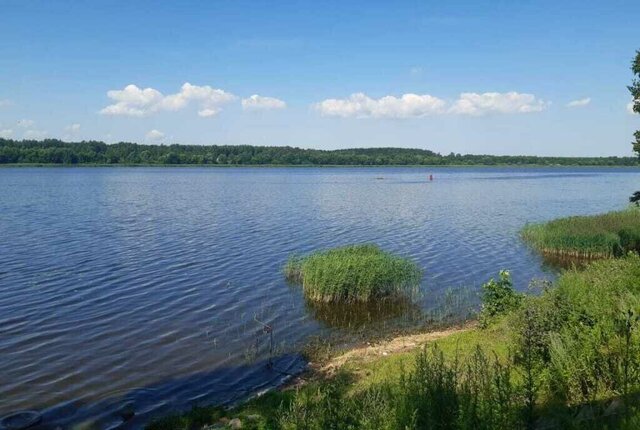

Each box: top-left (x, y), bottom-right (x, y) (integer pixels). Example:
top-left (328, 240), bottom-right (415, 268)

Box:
top-left (284, 244), bottom-right (422, 303)
top-left (479, 270), bottom-right (522, 327)
top-left (619, 227), bottom-right (640, 252)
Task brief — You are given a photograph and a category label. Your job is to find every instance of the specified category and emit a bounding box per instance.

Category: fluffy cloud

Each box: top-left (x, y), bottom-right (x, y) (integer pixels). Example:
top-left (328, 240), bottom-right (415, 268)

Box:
top-left (566, 97), bottom-right (591, 108)
top-left (241, 95), bottom-right (286, 111)
top-left (0, 129), bottom-right (13, 138)
top-left (0, 99), bottom-right (11, 108)
top-left (315, 93), bottom-right (446, 118)
top-left (146, 129), bottom-right (165, 141)
top-left (315, 91), bottom-right (548, 118)
top-left (100, 83), bottom-right (236, 117)
top-left (449, 92), bottom-right (548, 115)
top-left (100, 85), bottom-right (163, 116)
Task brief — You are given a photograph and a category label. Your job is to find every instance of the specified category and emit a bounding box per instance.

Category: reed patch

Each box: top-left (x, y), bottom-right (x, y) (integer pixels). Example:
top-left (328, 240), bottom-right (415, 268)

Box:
top-left (284, 244), bottom-right (422, 303)
top-left (521, 208), bottom-right (640, 259)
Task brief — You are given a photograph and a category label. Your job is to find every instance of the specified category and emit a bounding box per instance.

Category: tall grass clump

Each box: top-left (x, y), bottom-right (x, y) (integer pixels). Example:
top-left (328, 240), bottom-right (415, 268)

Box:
top-left (284, 244), bottom-right (422, 303)
top-left (521, 207), bottom-right (640, 259)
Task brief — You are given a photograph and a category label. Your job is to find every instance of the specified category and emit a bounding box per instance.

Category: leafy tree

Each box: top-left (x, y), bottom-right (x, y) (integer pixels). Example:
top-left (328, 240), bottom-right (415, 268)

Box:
top-left (630, 50), bottom-right (640, 206)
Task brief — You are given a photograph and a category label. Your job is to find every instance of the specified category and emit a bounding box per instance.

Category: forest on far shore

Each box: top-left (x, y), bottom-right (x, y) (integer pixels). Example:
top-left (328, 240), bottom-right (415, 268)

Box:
top-left (0, 138), bottom-right (637, 166)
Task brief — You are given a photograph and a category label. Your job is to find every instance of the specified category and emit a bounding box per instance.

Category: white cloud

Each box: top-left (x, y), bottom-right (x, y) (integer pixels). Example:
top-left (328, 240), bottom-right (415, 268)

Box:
top-left (100, 83), bottom-right (236, 117)
top-left (145, 129), bottom-right (165, 141)
top-left (410, 67), bottom-right (424, 76)
top-left (242, 94), bottom-right (286, 111)
top-left (198, 108), bottom-right (221, 117)
top-left (0, 129), bottom-right (13, 138)
top-left (100, 85), bottom-right (163, 116)
top-left (17, 119), bottom-right (35, 128)
top-left (65, 123), bottom-right (81, 132)
top-left (315, 91), bottom-right (548, 118)
top-left (628, 100), bottom-right (638, 115)
top-left (314, 92), bottom-right (446, 118)
top-left (566, 97), bottom-right (591, 108)
top-left (23, 130), bottom-right (47, 139)
top-left (449, 92), bottom-right (549, 115)
top-left (0, 99), bottom-right (11, 108)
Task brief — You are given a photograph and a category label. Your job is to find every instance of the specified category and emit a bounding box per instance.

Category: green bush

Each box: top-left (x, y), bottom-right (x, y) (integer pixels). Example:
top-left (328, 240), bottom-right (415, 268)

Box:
top-left (619, 226), bottom-right (640, 252)
top-left (284, 244), bottom-right (422, 303)
top-left (479, 270), bottom-right (522, 327)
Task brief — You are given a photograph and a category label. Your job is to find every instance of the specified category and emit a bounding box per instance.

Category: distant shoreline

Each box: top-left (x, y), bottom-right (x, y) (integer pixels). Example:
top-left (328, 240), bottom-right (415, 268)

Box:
top-left (2, 163), bottom-right (639, 169)
top-left (1, 139), bottom-right (638, 167)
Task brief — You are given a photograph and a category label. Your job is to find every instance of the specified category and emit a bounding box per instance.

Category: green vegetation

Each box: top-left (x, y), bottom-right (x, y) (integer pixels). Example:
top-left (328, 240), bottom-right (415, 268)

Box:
top-left (479, 269), bottom-right (523, 327)
top-left (629, 50), bottom-right (640, 158)
top-left (284, 244), bottom-right (421, 303)
top-left (629, 49), bottom-right (640, 205)
top-left (521, 208), bottom-right (640, 259)
top-left (1, 138), bottom-right (639, 166)
top-left (148, 257), bottom-right (640, 429)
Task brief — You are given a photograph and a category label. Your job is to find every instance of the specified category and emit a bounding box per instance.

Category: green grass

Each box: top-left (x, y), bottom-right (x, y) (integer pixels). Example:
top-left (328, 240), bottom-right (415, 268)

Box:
top-left (284, 244), bottom-right (422, 303)
top-left (521, 207), bottom-right (640, 259)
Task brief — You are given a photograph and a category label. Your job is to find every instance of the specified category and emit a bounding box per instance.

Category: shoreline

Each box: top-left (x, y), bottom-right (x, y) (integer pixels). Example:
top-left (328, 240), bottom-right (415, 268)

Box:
top-left (1, 163), bottom-right (639, 169)
top-left (146, 318), bottom-right (497, 430)
top-left (294, 321), bottom-right (476, 385)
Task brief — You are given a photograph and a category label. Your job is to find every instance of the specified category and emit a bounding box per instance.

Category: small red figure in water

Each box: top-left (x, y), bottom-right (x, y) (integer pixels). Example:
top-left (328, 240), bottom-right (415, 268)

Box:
top-left (429, 174), bottom-right (433, 181)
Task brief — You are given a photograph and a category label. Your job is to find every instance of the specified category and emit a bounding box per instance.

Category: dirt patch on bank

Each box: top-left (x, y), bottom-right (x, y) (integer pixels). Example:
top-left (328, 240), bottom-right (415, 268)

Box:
top-left (284, 322), bottom-right (476, 389)
top-left (316, 322), bottom-right (475, 376)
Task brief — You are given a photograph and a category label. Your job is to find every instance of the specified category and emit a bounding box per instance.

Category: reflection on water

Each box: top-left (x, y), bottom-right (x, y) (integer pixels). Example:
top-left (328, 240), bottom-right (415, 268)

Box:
top-left (538, 253), bottom-right (602, 271)
top-left (306, 297), bottom-right (423, 329)
top-left (0, 166), bottom-right (639, 428)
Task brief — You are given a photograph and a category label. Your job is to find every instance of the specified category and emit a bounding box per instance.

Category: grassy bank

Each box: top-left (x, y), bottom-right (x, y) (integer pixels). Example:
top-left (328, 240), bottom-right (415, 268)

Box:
top-left (521, 208), bottom-right (640, 259)
top-left (149, 255), bottom-right (640, 429)
top-left (284, 244), bottom-right (422, 303)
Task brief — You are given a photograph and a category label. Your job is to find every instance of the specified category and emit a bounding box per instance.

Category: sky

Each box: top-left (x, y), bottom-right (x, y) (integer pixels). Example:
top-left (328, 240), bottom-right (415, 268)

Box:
top-left (0, 0), bottom-right (639, 156)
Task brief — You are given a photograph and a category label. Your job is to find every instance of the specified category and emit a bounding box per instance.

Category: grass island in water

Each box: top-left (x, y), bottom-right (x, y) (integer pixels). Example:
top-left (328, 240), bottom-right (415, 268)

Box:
top-left (521, 207), bottom-right (640, 259)
top-left (284, 244), bottom-right (422, 303)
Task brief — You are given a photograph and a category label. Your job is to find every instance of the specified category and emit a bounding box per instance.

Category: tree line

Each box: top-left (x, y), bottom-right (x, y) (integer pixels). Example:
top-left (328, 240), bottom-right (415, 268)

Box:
top-left (0, 138), bottom-right (637, 166)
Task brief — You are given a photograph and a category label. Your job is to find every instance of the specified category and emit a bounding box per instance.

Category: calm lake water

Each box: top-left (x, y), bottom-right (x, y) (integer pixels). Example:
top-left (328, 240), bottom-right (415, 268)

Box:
top-left (1, 166), bottom-right (639, 428)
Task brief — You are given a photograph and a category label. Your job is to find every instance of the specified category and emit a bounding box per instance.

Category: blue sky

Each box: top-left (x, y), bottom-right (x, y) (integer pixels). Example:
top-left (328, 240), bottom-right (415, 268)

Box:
top-left (0, 0), bottom-right (638, 156)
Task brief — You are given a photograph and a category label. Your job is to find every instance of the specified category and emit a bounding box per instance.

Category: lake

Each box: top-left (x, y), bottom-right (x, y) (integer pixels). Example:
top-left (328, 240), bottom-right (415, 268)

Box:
top-left (1, 166), bottom-right (638, 429)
